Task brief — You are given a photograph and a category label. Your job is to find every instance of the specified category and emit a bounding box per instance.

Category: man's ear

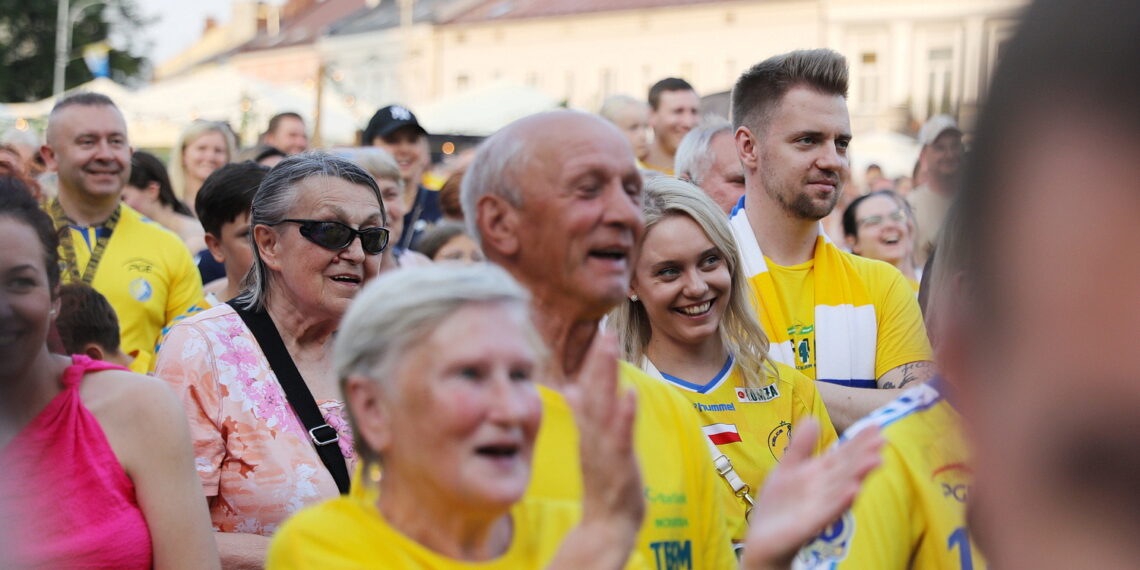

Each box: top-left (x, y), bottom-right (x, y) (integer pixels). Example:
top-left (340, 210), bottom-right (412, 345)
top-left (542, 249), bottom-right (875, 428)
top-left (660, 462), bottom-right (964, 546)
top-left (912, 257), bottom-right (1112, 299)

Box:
top-left (253, 224), bottom-right (283, 272)
top-left (40, 145), bottom-right (58, 173)
top-left (476, 194), bottom-right (521, 259)
top-left (144, 181), bottom-right (162, 202)
top-left (204, 233), bottom-right (225, 264)
top-left (735, 126), bottom-right (759, 170)
top-left (345, 374), bottom-right (392, 455)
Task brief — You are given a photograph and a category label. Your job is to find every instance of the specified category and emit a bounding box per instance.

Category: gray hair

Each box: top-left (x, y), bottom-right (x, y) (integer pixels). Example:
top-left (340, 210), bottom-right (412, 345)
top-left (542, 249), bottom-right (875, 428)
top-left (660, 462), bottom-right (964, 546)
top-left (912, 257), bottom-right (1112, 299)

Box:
top-left (598, 94), bottom-right (647, 123)
top-left (674, 121), bottom-right (733, 184)
top-left (334, 263), bottom-right (545, 467)
top-left (460, 133), bottom-right (528, 246)
top-left (331, 146), bottom-right (403, 186)
top-left (235, 152), bottom-right (385, 312)
top-left (168, 119), bottom-right (238, 200)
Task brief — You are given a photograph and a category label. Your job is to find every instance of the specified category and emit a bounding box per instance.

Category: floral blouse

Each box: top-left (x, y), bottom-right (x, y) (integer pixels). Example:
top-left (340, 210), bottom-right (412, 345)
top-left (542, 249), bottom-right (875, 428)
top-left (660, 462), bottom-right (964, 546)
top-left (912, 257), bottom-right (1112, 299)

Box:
top-left (155, 304), bottom-right (356, 536)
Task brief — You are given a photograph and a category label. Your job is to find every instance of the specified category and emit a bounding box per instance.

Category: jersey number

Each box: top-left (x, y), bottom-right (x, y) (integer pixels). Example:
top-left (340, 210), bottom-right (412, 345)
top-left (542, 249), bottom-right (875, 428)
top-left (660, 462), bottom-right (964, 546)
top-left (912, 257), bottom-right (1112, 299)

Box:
top-left (947, 526), bottom-right (974, 570)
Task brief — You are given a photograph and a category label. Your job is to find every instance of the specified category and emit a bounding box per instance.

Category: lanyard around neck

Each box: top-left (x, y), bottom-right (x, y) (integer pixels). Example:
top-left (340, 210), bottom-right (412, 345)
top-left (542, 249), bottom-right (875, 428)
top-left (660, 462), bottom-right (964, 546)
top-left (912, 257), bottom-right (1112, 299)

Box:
top-left (49, 198), bottom-right (122, 285)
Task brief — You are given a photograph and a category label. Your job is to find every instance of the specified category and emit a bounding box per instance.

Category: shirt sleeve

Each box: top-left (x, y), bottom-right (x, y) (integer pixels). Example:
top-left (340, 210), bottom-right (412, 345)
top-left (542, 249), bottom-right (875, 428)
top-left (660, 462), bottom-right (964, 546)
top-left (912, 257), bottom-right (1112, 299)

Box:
top-left (153, 321), bottom-right (225, 499)
top-left (871, 263), bottom-right (933, 378)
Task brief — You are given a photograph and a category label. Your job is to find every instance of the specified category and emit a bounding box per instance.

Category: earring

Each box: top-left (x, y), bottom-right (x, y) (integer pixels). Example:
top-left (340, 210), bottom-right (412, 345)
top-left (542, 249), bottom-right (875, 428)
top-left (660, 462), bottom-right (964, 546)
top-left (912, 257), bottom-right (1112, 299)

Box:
top-left (630, 294), bottom-right (639, 302)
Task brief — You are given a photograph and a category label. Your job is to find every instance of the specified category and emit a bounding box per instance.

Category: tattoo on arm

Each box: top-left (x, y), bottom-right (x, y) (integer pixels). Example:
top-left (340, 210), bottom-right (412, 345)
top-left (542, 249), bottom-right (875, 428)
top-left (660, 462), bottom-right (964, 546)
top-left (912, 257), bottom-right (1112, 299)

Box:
top-left (878, 361), bottom-right (935, 389)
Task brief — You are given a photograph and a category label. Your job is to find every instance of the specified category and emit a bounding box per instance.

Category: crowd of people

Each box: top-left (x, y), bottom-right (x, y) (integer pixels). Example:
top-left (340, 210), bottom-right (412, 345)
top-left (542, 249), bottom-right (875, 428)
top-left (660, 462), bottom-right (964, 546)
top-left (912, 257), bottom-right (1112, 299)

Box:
top-left (1, 0), bottom-right (1136, 567)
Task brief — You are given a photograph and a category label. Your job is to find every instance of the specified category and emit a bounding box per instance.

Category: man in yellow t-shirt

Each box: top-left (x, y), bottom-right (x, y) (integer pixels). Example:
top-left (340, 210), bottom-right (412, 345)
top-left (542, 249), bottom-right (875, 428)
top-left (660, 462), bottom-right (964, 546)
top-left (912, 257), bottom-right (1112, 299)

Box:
top-left (727, 49), bottom-right (933, 430)
top-left (41, 93), bottom-right (202, 373)
top-left (795, 378), bottom-right (984, 569)
top-left (464, 110), bottom-right (737, 569)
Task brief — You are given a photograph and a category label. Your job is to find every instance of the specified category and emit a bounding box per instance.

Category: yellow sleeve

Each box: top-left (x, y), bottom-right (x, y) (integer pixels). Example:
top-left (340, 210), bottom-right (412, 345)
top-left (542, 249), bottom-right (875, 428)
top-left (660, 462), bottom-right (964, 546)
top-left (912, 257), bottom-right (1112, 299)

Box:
top-left (796, 443), bottom-right (913, 568)
top-left (267, 501), bottom-right (375, 570)
top-left (163, 243), bottom-right (205, 330)
top-left (679, 395), bottom-right (739, 568)
top-left (869, 262), bottom-right (932, 378)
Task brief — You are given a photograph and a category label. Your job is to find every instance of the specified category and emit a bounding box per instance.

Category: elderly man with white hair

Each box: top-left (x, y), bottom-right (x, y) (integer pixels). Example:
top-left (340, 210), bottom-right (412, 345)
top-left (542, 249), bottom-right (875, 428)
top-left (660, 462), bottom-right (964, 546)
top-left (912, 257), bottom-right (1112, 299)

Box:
top-left (674, 121), bottom-right (747, 214)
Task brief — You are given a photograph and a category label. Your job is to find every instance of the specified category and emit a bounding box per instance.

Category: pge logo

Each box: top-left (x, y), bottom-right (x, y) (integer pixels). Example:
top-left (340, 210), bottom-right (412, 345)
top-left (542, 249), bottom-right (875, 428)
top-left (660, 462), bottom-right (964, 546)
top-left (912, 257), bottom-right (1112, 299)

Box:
top-left (649, 540), bottom-right (692, 570)
top-left (932, 463), bottom-right (972, 503)
top-left (796, 511), bottom-right (854, 565)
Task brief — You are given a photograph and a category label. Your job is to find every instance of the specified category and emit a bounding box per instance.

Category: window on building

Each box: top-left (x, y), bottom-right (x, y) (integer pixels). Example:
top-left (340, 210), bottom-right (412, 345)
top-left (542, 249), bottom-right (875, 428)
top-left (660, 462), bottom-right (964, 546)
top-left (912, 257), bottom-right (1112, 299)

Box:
top-left (857, 51), bottom-right (880, 111)
top-left (456, 74), bottom-right (469, 91)
top-left (927, 47), bottom-right (955, 116)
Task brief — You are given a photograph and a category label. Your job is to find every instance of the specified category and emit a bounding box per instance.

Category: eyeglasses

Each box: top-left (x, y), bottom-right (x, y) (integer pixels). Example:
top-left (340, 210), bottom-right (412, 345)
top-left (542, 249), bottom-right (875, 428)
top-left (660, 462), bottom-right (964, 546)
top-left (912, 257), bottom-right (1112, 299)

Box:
top-left (858, 210), bottom-right (907, 229)
top-left (274, 219), bottom-right (389, 255)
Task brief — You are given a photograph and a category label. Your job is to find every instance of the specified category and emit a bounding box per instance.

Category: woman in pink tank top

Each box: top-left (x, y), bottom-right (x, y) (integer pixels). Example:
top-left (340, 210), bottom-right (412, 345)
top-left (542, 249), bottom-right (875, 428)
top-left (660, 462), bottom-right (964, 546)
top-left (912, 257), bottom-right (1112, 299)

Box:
top-left (0, 180), bottom-right (219, 568)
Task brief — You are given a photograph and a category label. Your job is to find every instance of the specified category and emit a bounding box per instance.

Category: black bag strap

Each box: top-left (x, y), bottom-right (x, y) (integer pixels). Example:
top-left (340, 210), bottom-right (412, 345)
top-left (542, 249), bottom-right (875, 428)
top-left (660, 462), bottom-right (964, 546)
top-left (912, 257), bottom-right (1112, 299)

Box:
top-left (227, 300), bottom-right (350, 494)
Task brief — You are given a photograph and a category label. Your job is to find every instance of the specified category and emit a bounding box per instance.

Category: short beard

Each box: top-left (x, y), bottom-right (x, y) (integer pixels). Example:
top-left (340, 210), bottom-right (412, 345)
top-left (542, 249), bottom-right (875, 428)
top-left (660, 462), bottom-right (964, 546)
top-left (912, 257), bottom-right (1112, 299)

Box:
top-left (763, 176), bottom-right (840, 221)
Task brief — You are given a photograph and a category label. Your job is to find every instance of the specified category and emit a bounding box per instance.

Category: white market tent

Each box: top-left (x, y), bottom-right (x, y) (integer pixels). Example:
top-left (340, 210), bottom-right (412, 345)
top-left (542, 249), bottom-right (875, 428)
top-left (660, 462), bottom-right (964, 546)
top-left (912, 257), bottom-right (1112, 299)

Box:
top-left (415, 80), bottom-right (561, 136)
top-left (0, 68), bottom-right (365, 150)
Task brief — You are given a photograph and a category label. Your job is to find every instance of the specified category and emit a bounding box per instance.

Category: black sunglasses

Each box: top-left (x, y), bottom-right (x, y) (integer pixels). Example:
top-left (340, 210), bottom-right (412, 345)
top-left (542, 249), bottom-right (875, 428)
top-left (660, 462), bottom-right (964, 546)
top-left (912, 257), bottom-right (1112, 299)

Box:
top-left (274, 219), bottom-right (389, 255)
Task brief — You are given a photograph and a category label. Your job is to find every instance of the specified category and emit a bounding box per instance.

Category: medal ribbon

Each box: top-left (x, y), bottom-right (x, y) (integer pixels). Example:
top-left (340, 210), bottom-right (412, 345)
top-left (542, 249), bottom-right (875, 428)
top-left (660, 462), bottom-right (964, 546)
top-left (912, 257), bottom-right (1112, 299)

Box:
top-left (49, 198), bottom-right (122, 285)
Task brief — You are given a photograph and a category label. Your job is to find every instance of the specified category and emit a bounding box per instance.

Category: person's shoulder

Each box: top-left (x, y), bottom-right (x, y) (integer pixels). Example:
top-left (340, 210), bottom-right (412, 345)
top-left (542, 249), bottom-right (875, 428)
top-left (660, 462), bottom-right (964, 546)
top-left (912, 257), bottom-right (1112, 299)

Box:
top-left (771, 360), bottom-right (814, 392)
top-left (269, 494), bottom-right (379, 565)
top-left (119, 205), bottom-right (196, 257)
top-left (844, 382), bottom-right (944, 440)
top-left (840, 250), bottom-right (910, 293)
top-left (81, 366), bottom-right (181, 425)
top-left (618, 361), bottom-right (701, 419)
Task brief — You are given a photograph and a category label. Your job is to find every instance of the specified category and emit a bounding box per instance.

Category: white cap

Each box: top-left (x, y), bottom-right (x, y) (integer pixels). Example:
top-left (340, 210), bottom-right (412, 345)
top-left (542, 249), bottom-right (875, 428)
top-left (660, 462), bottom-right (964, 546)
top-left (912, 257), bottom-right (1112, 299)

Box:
top-left (918, 115), bottom-right (962, 147)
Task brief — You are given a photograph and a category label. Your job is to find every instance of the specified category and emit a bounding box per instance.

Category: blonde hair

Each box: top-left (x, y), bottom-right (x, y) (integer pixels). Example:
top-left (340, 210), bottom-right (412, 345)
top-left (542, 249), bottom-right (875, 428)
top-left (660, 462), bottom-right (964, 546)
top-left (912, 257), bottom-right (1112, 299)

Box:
top-left (608, 177), bottom-right (778, 387)
top-left (168, 120), bottom-right (237, 200)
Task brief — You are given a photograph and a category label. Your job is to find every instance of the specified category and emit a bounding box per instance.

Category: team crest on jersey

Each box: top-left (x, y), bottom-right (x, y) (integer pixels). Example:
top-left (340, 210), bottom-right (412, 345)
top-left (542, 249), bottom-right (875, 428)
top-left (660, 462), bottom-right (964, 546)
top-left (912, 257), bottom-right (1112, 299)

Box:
top-left (932, 462), bottom-right (973, 504)
top-left (129, 278), bottom-right (153, 302)
top-left (767, 421), bottom-right (792, 461)
top-left (737, 383), bottom-right (780, 403)
top-left (795, 511), bottom-right (855, 566)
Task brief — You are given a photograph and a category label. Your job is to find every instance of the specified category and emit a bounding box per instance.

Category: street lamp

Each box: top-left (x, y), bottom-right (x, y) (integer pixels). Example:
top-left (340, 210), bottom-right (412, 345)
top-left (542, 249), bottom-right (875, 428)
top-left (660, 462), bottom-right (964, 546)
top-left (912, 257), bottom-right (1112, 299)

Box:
top-left (53, 0), bottom-right (108, 99)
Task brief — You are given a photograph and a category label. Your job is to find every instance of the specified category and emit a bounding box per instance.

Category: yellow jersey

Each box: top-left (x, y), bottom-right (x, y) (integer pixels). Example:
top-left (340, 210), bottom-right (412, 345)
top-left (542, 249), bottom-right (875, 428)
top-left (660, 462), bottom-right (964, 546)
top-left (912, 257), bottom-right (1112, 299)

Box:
top-left (795, 377), bottom-right (985, 569)
top-left (267, 471), bottom-right (648, 569)
top-left (758, 253), bottom-right (930, 386)
top-left (527, 362), bottom-right (737, 570)
top-left (60, 205), bottom-right (203, 373)
top-left (643, 358), bottom-right (837, 542)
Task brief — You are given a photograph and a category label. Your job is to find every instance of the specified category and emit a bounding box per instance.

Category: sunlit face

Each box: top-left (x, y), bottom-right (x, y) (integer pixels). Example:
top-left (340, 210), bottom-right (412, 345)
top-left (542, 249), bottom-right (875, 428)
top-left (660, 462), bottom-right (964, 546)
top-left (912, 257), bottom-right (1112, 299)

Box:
top-left (43, 104), bottom-right (132, 203)
top-left (261, 176), bottom-right (384, 320)
top-left (183, 130), bottom-right (229, 183)
top-left (377, 302), bottom-right (543, 511)
top-left (632, 214), bottom-right (731, 354)
top-left (921, 131), bottom-right (963, 181)
top-left (0, 217), bottom-right (55, 378)
top-left (650, 89), bottom-right (700, 155)
top-left (847, 194), bottom-right (912, 266)
top-left (434, 233), bottom-right (484, 264)
top-left (509, 116), bottom-right (644, 318)
top-left (610, 103), bottom-right (650, 162)
top-left (375, 177), bottom-right (405, 242)
top-left (697, 132), bottom-right (746, 214)
top-left (267, 117), bottom-right (309, 155)
top-left (207, 211), bottom-right (254, 285)
top-left (374, 127), bottom-right (427, 184)
top-left (751, 86), bottom-right (851, 221)
top-left (967, 114), bottom-right (1140, 569)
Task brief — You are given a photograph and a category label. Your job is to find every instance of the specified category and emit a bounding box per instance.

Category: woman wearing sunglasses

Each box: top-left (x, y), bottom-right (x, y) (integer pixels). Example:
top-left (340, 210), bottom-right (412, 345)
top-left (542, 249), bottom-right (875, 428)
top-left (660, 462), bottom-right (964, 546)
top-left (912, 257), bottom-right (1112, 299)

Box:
top-left (154, 153), bottom-right (389, 567)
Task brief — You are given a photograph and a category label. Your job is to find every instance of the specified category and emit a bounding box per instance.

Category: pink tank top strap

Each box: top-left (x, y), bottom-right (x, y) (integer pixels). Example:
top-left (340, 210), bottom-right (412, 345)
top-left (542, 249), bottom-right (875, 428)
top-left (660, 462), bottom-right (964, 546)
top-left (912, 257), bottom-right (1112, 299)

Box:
top-left (60, 354), bottom-right (130, 388)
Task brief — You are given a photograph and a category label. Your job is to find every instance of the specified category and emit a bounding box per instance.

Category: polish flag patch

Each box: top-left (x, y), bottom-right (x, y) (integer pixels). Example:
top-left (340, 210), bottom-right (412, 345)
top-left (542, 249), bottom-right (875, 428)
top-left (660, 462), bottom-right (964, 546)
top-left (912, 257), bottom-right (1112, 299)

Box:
top-left (702, 423), bottom-right (742, 445)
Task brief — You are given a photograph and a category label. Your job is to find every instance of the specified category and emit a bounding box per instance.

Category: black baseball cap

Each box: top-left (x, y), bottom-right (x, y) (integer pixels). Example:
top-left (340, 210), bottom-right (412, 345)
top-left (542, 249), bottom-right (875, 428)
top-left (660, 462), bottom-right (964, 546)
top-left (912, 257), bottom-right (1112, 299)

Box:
top-left (363, 105), bottom-right (428, 144)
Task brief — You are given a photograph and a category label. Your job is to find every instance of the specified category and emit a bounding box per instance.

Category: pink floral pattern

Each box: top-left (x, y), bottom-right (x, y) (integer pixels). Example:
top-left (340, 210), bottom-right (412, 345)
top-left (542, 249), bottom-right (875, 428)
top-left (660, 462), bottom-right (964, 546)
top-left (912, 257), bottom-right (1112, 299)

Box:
top-left (154, 304), bottom-right (355, 536)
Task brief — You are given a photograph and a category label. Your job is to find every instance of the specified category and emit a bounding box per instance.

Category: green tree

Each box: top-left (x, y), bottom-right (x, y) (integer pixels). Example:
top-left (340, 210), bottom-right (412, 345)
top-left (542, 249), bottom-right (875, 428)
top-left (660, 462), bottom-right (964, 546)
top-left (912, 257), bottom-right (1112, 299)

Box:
top-left (0, 0), bottom-right (150, 102)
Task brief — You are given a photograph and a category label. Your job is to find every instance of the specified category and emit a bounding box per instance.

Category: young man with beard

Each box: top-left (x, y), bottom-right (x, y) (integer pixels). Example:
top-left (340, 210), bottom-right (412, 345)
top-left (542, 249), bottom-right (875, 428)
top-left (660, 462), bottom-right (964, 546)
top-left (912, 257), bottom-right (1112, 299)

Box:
top-left (728, 50), bottom-right (933, 430)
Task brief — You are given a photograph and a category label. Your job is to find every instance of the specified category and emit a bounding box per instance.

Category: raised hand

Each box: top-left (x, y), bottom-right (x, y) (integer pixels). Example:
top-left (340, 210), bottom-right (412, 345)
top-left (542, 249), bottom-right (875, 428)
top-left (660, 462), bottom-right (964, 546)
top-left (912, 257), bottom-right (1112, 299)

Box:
top-left (741, 421), bottom-right (884, 570)
top-left (549, 331), bottom-right (643, 570)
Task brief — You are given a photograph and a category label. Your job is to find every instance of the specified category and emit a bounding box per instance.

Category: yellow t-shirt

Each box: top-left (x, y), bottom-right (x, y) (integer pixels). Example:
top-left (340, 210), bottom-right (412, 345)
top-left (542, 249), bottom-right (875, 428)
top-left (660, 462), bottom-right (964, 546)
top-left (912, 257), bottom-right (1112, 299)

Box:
top-left (528, 362), bottom-right (737, 570)
top-left (645, 358), bottom-right (837, 542)
top-left (795, 378), bottom-right (985, 569)
top-left (267, 471), bottom-right (647, 569)
top-left (760, 253), bottom-right (930, 385)
top-left (60, 205), bottom-right (203, 373)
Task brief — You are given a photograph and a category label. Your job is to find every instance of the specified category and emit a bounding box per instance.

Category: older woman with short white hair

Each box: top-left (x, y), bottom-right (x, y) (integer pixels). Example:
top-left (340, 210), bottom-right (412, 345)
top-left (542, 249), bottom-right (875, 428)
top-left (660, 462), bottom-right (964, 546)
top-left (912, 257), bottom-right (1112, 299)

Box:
top-left (156, 153), bottom-right (389, 567)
